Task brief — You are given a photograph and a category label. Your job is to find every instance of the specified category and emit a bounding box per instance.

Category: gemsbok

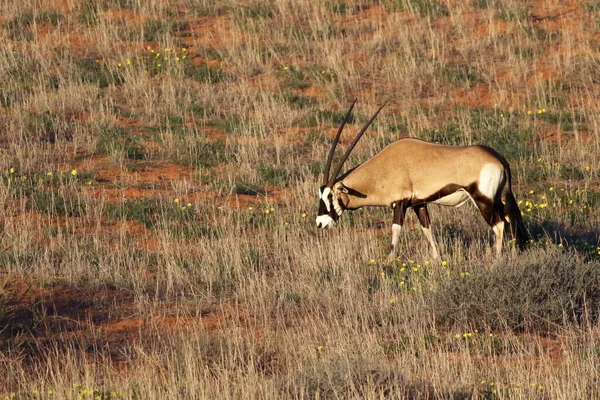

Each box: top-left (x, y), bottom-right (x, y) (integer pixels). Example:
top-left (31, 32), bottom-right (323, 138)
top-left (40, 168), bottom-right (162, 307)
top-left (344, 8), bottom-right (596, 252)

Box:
top-left (316, 99), bottom-right (530, 260)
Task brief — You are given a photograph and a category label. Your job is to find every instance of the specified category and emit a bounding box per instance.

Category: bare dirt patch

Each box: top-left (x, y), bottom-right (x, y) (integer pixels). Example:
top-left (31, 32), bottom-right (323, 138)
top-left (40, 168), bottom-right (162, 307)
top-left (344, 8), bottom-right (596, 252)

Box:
top-left (0, 278), bottom-right (245, 366)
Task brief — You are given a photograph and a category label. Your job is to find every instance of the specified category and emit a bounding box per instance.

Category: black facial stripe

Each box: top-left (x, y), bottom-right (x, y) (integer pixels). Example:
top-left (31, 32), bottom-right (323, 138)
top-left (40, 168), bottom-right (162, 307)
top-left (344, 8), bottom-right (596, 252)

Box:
top-left (318, 199), bottom-right (329, 216)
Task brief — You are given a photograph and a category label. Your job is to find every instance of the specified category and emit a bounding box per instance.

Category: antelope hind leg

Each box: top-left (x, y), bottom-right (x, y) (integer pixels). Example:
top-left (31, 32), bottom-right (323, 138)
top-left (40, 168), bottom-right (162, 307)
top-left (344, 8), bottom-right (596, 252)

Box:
top-left (414, 205), bottom-right (440, 260)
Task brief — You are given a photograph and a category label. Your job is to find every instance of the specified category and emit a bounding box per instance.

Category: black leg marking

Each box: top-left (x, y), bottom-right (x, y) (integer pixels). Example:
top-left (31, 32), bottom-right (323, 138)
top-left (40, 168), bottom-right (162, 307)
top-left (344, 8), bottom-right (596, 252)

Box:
top-left (474, 198), bottom-right (503, 227)
top-left (393, 200), bottom-right (409, 226)
top-left (474, 196), bottom-right (506, 256)
top-left (388, 200), bottom-right (409, 261)
top-left (413, 204), bottom-right (431, 229)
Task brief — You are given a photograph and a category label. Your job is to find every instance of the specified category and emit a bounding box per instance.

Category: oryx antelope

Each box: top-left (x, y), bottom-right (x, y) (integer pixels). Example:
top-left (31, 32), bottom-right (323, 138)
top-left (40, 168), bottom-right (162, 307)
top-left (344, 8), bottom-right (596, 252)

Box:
top-left (316, 100), bottom-right (530, 260)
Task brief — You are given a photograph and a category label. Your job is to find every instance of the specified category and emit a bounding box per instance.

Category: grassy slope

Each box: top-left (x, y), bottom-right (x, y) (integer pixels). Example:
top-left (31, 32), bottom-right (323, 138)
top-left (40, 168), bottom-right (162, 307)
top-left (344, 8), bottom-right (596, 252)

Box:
top-left (0, 0), bottom-right (600, 398)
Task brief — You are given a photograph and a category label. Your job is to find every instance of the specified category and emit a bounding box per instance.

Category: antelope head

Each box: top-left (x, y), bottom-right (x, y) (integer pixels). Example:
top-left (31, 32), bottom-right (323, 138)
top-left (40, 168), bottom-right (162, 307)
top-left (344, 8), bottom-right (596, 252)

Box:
top-left (316, 100), bottom-right (386, 229)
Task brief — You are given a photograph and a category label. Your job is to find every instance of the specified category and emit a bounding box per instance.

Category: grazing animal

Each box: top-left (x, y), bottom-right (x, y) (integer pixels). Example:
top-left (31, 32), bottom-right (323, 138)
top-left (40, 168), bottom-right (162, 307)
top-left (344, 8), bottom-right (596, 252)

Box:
top-left (316, 99), bottom-right (529, 260)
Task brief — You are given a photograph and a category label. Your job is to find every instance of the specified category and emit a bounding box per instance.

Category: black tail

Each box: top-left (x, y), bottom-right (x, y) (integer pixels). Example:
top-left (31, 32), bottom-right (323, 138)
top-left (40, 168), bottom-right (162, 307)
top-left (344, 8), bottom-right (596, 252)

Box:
top-left (504, 190), bottom-right (530, 250)
top-left (479, 145), bottom-right (530, 250)
top-left (501, 162), bottom-right (530, 249)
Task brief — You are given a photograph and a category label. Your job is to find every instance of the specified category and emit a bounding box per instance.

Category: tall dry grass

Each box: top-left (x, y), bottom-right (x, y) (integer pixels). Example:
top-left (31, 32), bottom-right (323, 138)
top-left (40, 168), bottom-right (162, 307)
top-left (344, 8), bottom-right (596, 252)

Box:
top-left (1, 0), bottom-right (600, 398)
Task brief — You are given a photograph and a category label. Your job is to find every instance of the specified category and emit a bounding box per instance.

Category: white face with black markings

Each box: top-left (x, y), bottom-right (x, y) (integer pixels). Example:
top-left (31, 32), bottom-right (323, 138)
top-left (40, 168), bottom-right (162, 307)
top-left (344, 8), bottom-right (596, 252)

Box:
top-left (317, 100), bottom-right (386, 231)
top-left (316, 186), bottom-right (342, 229)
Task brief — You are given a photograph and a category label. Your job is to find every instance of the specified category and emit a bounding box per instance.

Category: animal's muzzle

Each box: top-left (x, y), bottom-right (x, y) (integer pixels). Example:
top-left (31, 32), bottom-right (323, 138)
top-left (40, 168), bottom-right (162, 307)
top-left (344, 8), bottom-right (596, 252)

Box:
top-left (316, 214), bottom-right (335, 229)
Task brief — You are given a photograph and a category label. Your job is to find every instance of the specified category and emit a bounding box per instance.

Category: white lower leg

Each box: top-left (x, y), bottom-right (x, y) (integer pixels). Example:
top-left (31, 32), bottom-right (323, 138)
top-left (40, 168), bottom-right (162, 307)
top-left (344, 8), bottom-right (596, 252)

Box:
top-left (421, 226), bottom-right (440, 260)
top-left (391, 223), bottom-right (402, 252)
top-left (492, 222), bottom-right (504, 256)
top-left (387, 223), bottom-right (402, 260)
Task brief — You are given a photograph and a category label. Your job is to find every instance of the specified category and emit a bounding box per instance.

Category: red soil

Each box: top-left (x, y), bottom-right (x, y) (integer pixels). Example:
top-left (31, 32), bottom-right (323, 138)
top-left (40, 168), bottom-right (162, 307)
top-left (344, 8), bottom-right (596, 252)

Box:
top-left (0, 277), bottom-right (245, 364)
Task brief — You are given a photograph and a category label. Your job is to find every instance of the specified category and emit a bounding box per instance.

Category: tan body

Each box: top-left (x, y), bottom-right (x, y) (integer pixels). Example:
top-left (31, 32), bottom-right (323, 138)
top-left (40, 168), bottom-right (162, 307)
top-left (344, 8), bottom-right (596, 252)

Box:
top-left (317, 101), bottom-right (529, 260)
top-left (339, 138), bottom-right (502, 210)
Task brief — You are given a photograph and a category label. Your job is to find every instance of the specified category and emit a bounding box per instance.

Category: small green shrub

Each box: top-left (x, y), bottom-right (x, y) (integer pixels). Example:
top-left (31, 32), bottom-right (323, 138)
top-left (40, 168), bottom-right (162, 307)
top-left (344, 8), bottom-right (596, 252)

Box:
top-left (430, 249), bottom-right (600, 332)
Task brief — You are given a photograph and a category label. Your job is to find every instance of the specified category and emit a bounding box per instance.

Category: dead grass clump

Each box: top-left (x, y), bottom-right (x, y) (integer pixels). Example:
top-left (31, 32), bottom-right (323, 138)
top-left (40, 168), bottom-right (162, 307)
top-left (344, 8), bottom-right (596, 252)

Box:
top-left (1, 0), bottom-right (600, 396)
top-left (430, 248), bottom-right (600, 333)
top-left (281, 354), bottom-right (440, 399)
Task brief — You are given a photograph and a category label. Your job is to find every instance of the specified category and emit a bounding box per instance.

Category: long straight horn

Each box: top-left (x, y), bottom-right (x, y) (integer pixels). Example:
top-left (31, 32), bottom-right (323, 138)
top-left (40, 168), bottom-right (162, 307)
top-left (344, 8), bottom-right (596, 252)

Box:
top-left (327, 101), bottom-right (387, 187)
top-left (323, 99), bottom-right (357, 185)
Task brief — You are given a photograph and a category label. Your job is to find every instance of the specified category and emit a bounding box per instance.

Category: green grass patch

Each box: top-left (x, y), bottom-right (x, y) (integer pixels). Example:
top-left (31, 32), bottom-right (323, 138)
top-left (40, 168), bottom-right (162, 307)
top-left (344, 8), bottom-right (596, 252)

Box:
top-left (441, 63), bottom-right (478, 84)
top-left (3, 12), bottom-right (62, 41)
top-left (183, 63), bottom-right (226, 83)
top-left (281, 67), bottom-right (311, 90)
top-left (235, 182), bottom-right (266, 196)
top-left (234, 3), bottom-right (275, 20)
top-left (258, 164), bottom-right (293, 186)
top-left (384, 0), bottom-right (449, 17)
top-left (0, 57), bottom-right (59, 107)
top-left (212, 114), bottom-right (246, 135)
top-left (25, 112), bottom-right (77, 144)
top-left (75, 58), bottom-right (125, 88)
top-left (104, 198), bottom-right (177, 228)
top-left (143, 19), bottom-right (190, 42)
top-left (282, 92), bottom-right (316, 109)
top-left (30, 190), bottom-right (87, 217)
top-left (182, 138), bottom-right (228, 167)
top-left (422, 107), bottom-right (537, 161)
top-left (297, 108), bottom-right (359, 129)
top-left (97, 127), bottom-right (147, 160)
top-left (537, 110), bottom-right (587, 131)
top-left (495, 5), bottom-right (531, 21)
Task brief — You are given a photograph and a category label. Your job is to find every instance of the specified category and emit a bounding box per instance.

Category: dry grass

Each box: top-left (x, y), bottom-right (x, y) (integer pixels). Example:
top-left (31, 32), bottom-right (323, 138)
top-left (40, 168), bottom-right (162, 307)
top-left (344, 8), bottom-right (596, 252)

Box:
top-left (1, 0), bottom-right (600, 398)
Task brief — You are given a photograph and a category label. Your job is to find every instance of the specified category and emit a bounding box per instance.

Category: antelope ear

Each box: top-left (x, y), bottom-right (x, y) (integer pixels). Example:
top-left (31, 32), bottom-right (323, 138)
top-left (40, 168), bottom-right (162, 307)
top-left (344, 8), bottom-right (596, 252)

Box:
top-left (337, 185), bottom-right (349, 194)
top-left (337, 185), bottom-right (367, 199)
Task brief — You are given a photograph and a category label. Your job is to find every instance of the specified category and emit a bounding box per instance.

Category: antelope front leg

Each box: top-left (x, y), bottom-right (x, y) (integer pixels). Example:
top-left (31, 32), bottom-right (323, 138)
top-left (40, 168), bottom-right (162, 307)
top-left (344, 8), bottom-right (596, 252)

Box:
top-left (387, 201), bottom-right (407, 262)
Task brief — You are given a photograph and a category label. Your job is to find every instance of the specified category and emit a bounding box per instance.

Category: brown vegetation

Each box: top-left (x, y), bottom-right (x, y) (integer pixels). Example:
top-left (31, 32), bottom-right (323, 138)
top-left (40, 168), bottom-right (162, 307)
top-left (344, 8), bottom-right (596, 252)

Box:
top-left (1, 0), bottom-right (600, 398)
